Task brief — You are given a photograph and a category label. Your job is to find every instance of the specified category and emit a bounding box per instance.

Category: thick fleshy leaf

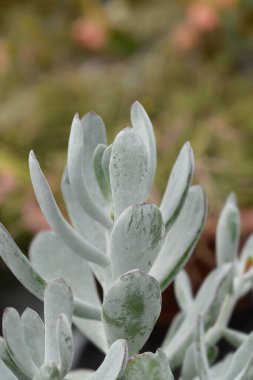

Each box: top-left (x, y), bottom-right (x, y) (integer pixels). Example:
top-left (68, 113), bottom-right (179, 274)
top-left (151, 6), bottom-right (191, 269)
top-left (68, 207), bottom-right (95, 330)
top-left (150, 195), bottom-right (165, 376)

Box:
top-left (119, 349), bottom-right (173, 380)
top-left (210, 354), bottom-right (233, 378)
top-left (29, 231), bottom-right (101, 307)
top-left (29, 151), bottom-right (109, 268)
top-left (3, 308), bottom-right (38, 378)
top-left (44, 279), bottom-right (73, 366)
top-left (102, 270), bottom-right (161, 356)
top-left (160, 142), bottom-right (194, 230)
top-left (0, 360), bottom-right (18, 380)
top-left (61, 170), bottom-right (108, 288)
top-left (0, 224), bottom-right (46, 300)
top-left (194, 316), bottom-right (210, 380)
top-left (216, 193), bottom-right (240, 267)
top-left (131, 101), bottom-right (156, 191)
top-left (93, 144), bottom-right (112, 205)
top-left (150, 186), bottom-right (207, 291)
top-left (0, 338), bottom-right (29, 380)
top-left (67, 370), bottom-right (95, 380)
top-left (33, 364), bottom-right (60, 380)
top-left (162, 313), bottom-right (184, 347)
top-left (174, 271), bottom-right (193, 313)
top-left (56, 314), bottom-right (73, 377)
top-left (163, 264), bottom-right (232, 369)
top-left (81, 112), bottom-right (107, 205)
top-left (111, 203), bottom-right (164, 279)
top-left (109, 128), bottom-right (150, 218)
top-left (102, 145), bottom-right (112, 191)
top-left (67, 113), bottom-right (111, 228)
top-left (89, 339), bottom-right (128, 380)
top-left (21, 308), bottom-right (45, 368)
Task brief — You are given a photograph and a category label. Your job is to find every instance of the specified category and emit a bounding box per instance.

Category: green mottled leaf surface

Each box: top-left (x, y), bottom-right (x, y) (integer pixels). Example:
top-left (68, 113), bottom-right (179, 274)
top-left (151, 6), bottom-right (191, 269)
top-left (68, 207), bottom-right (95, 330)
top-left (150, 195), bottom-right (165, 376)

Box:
top-left (102, 270), bottom-right (161, 355)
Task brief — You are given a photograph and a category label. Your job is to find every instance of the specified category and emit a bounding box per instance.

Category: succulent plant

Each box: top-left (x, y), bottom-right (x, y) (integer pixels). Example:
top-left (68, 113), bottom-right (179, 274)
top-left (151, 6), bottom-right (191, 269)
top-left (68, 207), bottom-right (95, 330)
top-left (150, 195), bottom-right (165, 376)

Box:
top-left (0, 101), bottom-right (253, 379)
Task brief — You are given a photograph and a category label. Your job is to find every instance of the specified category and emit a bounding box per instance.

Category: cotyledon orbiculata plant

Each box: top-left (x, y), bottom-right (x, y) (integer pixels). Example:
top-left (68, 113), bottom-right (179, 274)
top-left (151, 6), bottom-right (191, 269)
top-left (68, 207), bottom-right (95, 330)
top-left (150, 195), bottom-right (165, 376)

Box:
top-left (0, 101), bottom-right (253, 379)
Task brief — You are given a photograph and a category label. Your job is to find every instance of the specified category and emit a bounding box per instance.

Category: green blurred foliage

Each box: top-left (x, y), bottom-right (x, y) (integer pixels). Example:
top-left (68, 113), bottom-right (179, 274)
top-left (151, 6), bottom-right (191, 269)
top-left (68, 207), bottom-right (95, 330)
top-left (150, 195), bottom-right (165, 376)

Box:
top-left (0, 0), bottom-right (253, 247)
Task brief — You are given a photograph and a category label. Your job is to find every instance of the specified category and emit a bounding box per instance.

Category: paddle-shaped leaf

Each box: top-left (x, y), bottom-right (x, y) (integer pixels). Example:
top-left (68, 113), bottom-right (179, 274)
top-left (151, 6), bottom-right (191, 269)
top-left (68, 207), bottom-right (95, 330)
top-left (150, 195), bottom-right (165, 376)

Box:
top-left (119, 349), bottom-right (174, 380)
top-left (216, 193), bottom-right (240, 267)
top-left (89, 339), bottom-right (128, 380)
top-left (131, 101), bottom-right (157, 192)
top-left (3, 308), bottom-right (38, 378)
top-left (174, 270), bottom-right (193, 313)
top-left (56, 314), bottom-right (73, 377)
top-left (160, 142), bottom-right (194, 230)
top-left (0, 224), bottom-right (46, 300)
top-left (150, 186), bottom-right (207, 291)
top-left (102, 270), bottom-right (161, 355)
top-left (44, 279), bottom-right (73, 366)
top-left (110, 128), bottom-right (150, 218)
top-left (29, 151), bottom-right (109, 267)
top-left (67, 113), bottom-right (111, 228)
top-left (21, 308), bottom-right (45, 368)
top-left (111, 203), bottom-right (164, 279)
top-left (102, 145), bottom-right (112, 191)
top-left (0, 360), bottom-right (18, 380)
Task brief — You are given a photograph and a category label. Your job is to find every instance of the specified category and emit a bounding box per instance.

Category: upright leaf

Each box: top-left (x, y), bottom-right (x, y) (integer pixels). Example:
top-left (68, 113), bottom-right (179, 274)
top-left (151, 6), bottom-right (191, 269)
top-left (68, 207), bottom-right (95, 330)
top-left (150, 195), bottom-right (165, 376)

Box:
top-left (110, 128), bottom-right (150, 218)
top-left (67, 113), bottom-right (111, 228)
top-left (3, 308), bottom-right (38, 378)
top-left (56, 314), bottom-right (73, 377)
top-left (111, 203), bottom-right (164, 279)
top-left (93, 144), bottom-right (112, 205)
top-left (44, 279), bottom-right (73, 366)
top-left (102, 270), bottom-right (161, 355)
top-left (174, 271), bottom-right (193, 313)
top-left (216, 193), bottom-right (240, 267)
top-left (160, 142), bottom-right (194, 230)
top-left (21, 308), bottom-right (45, 368)
top-left (29, 152), bottom-right (109, 267)
top-left (150, 186), bottom-right (207, 291)
top-left (89, 339), bottom-right (128, 380)
top-left (194, 316), bottom-right (210, 380)
top-left (131, 101), bottom-right (157, 192)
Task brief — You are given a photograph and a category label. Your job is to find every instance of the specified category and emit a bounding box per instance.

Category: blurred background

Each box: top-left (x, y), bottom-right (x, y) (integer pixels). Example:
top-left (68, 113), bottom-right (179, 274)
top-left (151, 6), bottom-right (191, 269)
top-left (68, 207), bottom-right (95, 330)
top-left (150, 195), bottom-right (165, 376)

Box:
top-left (0, 0), bottom-right (253, 364)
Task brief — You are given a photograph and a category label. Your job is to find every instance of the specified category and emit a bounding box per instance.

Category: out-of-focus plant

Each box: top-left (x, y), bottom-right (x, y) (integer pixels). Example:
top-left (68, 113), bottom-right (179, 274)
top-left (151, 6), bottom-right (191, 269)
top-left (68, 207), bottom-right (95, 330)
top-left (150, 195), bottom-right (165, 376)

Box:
top-left (0, 103), bottom-right (253, 379)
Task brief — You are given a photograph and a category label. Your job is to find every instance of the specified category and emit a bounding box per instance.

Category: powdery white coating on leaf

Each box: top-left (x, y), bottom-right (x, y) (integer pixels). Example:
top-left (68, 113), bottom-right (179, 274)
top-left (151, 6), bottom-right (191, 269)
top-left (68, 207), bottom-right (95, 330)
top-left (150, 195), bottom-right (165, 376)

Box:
top-left (0, 224), bottom-right (46, 301)
top-left (56, 314), bottom-right (74, 377)
top-left (102, 270), bottom-right (161, 356)
top-left (111, 203), bottom-right (165, 279)
top-left (44, 279), bottom-right (73, 366)
top-left (160, 142), bottom-right (194, 230)
top-left (89, 339), bottom-right (128, 380)
top-left (67, 370), bottom-right (95, 380)
top-left (2, 308), bottom-right (38, 378)
top-left (174, 270), bottom-right (193, 313)
top-left (216, 193), bottom-right (241, 267)
top-left (0, 360), bottom-right (18, 380)
top-left (110, 128), bottom-right (150, 219)
top-left (119, 349), bottom-right (174, 380)
top-left (29, 151), bottom-right (110, 267)
top-left (93, 144), bottom-right (112, 205)
top-left (150, 186), bottom-right (207, 291)
top-left (163, 264), bottom-right (232, 369)
top-left (67, 113), bottom-right (111, 228)
top-left (29, 231), bottom-right (101, 307)
top-left (194, 316), bottom-right (210, 380)
top-left (33, 364), bottom-right (60, 380)
top-left (130, 101), bottom-right (157, 193)
top-left (21, 308), bottom-right (45, 368)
